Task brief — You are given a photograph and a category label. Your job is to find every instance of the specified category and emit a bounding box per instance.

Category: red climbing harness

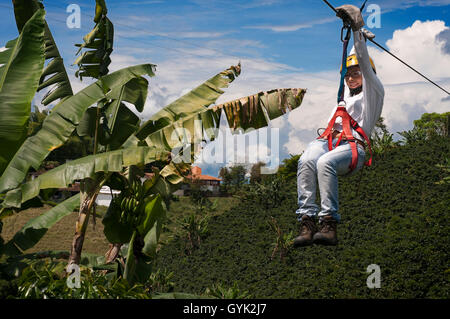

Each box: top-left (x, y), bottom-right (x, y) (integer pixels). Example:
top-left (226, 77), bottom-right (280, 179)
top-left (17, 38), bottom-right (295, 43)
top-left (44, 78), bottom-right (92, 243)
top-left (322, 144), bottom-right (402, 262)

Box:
top-left (317, 105), bottom-right (373, 173)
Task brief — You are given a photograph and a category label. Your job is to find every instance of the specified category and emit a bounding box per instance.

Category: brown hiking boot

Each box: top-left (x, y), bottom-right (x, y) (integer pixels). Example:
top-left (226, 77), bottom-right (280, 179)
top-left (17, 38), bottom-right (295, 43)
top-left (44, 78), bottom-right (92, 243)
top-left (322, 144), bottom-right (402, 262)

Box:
top-left (313, 215), bottom-right (338, 246)
top-left (293, 215), bottom-right (318, 247)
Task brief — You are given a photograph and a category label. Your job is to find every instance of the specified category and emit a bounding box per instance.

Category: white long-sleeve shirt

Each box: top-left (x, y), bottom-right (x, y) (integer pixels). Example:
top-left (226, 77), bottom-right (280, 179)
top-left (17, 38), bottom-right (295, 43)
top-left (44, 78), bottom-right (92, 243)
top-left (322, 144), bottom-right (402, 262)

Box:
top-left (326, 29), bottom-right (385, 139)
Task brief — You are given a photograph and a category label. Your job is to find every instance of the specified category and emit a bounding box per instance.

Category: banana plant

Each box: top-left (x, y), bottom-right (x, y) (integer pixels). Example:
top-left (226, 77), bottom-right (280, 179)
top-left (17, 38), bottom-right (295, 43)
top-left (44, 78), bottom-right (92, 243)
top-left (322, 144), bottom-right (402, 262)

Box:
top-left (101, 168), bottom-right (170, 284)
top-left (1, 0), bottom-right (307, 288)
top-left (0, 1), bottom-right (160, 267)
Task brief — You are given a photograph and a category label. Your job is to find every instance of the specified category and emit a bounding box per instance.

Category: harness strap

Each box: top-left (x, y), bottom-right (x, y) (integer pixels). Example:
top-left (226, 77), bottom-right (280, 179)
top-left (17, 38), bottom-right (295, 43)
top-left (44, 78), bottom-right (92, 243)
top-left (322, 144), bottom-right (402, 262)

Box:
top-left (338, 26), bottom-right (352, 103)
top-left (317, 106), bottom-right (373, 172)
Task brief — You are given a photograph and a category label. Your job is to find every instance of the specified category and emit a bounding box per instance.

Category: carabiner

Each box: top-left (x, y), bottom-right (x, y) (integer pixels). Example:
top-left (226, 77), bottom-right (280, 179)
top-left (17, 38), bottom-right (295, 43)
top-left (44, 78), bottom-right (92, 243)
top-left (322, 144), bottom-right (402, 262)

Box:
top-left (340, 25), bottom-right (351, 42)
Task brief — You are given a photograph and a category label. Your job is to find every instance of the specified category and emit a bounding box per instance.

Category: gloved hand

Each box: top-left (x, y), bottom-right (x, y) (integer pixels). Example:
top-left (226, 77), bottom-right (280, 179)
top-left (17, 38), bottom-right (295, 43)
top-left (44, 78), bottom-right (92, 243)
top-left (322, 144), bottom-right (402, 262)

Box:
top-left (336, 4), bottom-right (364, 31)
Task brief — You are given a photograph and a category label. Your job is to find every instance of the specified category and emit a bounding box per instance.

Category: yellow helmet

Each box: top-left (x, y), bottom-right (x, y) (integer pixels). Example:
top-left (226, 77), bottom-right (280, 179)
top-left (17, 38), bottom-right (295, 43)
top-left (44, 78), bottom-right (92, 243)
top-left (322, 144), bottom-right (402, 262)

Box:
top-left (341, 54), bottom-right (376, 73)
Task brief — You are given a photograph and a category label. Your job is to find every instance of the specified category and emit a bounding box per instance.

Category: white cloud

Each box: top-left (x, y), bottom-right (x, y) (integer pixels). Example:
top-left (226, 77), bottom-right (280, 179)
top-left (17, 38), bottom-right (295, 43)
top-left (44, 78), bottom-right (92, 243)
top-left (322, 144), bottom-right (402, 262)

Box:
top-left (370, 20), bottom-right (450, 84)
top-left (284, 129), bottom-right (308, 155)
top-left (245, 17), bottom-right (336, 32)
top-left (367, 20), bottom-right (450, 132)
top-left (45, 19), bottom-right (449, 169)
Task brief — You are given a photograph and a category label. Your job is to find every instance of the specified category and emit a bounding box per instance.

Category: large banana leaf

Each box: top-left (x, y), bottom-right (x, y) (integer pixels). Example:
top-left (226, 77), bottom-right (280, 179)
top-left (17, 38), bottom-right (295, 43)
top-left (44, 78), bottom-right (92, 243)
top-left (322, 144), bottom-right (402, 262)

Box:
top-left (77, 76), bottom-right (148, 150)
top-left (0, 63), bottom-right (156, 194)
top-left (135, 63), bottom-right (241, 140)
top-left (1, 146), bottom-right (170, 208)
top-left (140, 195), bottom-right (166, 257)
top-left (74, 0), bottom-right (113, 80)
top-left (143, 88), bottom-right (306, 185)
top-left (13, 0), bottom-right (74, 106)
top-left (0, 9), bottom-right (45, 175)
top-left (1, 193), bottom-right (80, 256)
top-left (100, 103), bottom-right (140, 150)
top-left (78, 103), bottom-right (140, 151)
top-left (145, 88), bottom-right (306, 151)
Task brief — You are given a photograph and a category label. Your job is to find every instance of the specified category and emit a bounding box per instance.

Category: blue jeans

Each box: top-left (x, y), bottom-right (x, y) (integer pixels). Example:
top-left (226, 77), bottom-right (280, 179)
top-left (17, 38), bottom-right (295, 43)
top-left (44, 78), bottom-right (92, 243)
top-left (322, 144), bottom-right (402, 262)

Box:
top-left (295, 138), bottom-right (366, 223)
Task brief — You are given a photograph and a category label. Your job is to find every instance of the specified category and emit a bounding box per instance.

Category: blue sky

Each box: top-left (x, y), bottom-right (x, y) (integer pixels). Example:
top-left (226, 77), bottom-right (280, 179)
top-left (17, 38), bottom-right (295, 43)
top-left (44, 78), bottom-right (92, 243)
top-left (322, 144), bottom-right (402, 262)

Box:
top-left (1, 0), bottom-right (449, 178)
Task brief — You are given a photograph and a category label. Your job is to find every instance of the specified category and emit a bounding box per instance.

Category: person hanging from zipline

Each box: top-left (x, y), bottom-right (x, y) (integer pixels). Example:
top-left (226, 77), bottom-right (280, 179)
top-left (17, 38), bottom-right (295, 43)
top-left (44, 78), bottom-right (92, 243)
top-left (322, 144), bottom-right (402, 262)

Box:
top-left (294, 4), bottom-right (384, 247)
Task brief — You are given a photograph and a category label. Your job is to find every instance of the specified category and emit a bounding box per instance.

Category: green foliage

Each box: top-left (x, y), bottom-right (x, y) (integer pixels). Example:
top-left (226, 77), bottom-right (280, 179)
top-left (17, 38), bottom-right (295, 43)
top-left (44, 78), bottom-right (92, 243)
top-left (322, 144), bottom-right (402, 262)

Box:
top-left (435, 158), bottom-right (450, 185)
top-left (238, 174), bottom-right (294, 211)
top-left (413, 112), bottom-right (449, 138)
top-left (102, 173), bottom-right (169, 284)
top-left (267, 216), bottom-right (294, 261)
top-left (398, 111), bottom-right (450, 145)
top-left (0, 278), bottom-right (18, 299)
top-left (1, 194), bottom-right (80, 257)
top-left (13, 260), bottom-right (152, 299)
top-left (0, 221), bottom-right (3, 251)
top-left (218, 164), bottom-right (247, 194)
top-left (249, 161), bottom-right (269, 184)
top-left (177, 212), bottom-right (210, 255)
top-left (205, 282), bottom-right (252, 299)
top-left (156, 135), bottom-right (450, 298)
top-left (0, 256), bottom-right (181, 299)
top-left (0, 9), bottom-right (45, 175)
top-left (276, 154), bottom-right (301, 181)
top-left (27, 107), bottom-right (48, 137)
top-left (398, 127), bottom-right (428, 145)
top-left (74, 0), bottom-right (113, 80)
top-left (371, 131), bottom-right (397, 157)
top-left (189, 180), bottom-right (217, 215)
top-left (12, 0), bottom-right (74, 106)
top-left (1, 0), bottom-right (306, 294)
top-left (147, 268), bottom-right (175, 293)
top-left (28, 107), bottom-right (94, 164)
top-left (368, 116), bottom-right (397, 158)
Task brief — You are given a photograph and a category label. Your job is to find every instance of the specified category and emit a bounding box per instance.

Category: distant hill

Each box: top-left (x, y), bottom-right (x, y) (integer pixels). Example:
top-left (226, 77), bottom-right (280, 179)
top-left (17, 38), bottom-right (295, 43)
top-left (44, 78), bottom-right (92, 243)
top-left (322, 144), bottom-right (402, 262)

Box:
top-left (156, 136), bottom-right (450, 298)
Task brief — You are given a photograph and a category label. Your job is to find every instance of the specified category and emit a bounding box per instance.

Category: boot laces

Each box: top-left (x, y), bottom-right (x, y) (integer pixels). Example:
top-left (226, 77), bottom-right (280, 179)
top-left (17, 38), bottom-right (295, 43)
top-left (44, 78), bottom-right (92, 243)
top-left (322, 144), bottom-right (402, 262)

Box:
top-left (320, 218), bottom-right (336, 233)
top-left (300, 217), bottom-right (316, 234)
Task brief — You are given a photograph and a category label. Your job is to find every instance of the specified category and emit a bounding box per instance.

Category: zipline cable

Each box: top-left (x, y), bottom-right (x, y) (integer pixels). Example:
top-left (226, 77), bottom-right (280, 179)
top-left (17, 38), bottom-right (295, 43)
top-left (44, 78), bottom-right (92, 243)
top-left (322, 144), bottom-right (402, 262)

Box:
top-left (322, 0), bottom-right (450, 96)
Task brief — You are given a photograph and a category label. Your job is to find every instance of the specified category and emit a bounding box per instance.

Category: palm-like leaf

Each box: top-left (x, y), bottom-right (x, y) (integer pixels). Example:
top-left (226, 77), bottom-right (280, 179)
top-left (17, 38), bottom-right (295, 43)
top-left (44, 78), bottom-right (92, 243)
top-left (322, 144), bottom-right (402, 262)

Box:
top-left (145, 88), bottom-right (306, 153)
top-left (74, 0), bottom-right (113, 80)
top-left (143, 88), bottom-right (306, 185)
top-left (1, 146), bottom-right (170, 209)
top-left (135, 64), bottom-right (241, 140)
top-left (1, 193), bottom-right (80, 256)
top-left (0, 63), bottom-right (156, 194)
top-left (13, 0), bottom-right (74, 106)
top-left (0, 9), bottom-right (45, 175)
top-left (77, 76), bottom-right (149, 150)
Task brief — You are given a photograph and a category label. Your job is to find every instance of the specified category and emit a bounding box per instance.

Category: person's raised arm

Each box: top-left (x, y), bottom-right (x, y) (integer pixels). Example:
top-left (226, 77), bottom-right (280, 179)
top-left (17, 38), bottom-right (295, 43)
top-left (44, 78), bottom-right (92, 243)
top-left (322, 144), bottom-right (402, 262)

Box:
top-left (353, 28), bottom-right (384, 95)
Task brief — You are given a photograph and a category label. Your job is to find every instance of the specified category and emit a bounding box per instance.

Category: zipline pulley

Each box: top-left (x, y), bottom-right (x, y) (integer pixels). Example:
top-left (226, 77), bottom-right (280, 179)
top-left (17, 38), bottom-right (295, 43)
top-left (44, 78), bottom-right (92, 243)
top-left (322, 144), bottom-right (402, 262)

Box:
top-left (322, 0), bottom-right (450, 96)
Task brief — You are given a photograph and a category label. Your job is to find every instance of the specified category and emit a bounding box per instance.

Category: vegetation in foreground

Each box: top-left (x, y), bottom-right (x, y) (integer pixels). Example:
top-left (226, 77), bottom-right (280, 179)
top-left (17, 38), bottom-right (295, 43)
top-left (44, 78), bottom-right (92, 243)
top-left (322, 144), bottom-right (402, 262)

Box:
top-left (155, 134), bottom-right (449, 299)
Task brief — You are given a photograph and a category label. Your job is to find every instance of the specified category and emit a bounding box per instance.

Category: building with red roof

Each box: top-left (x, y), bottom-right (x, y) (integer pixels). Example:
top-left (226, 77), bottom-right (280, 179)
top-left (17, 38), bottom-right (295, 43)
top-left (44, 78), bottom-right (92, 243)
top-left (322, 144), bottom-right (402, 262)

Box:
top-left (173, 165), bottom-right (222, 196)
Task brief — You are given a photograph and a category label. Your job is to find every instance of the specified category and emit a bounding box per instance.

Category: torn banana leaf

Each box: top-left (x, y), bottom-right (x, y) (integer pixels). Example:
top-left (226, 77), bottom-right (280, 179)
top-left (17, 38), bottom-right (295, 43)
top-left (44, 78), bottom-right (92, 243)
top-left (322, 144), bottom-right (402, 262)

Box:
top-left (13, 0), bottom-right (73, 106)
top-left (144, 88), bottom-right (306, 152)
top-left (1, 146), bottom-right (170, 209)
top-left (143, 88), bottom-right (306, 185)
top-left (135, 63), bottom-right (241, 140)
top-left (74, 0), bottom-right (113, 80)
top-left (2, 193), bottom-right (80, 256)
top-left (0, 64), bottom-right (156, 194)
